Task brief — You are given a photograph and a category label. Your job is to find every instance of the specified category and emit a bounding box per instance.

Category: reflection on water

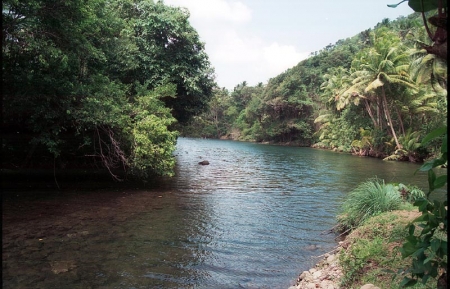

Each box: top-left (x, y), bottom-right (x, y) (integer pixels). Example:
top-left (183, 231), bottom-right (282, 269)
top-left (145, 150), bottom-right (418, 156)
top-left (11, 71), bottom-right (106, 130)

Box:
top-left (2, 137), bottom-right (446, 289)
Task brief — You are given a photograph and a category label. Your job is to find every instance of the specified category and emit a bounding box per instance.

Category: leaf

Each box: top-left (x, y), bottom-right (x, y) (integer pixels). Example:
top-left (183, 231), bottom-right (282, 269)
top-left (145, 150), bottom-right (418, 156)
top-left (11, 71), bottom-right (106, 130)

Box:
top-left (400, 277), bottom-right (417, 287)
top-left (428, 169), bottom-right (436, 191)
top-left (408, 0), bottom-right (446, 12)
top-left (365, 78), bottom-right (384, 92)
top-left (423, 255), bottom-right (435, 264)
top-left (408, 224), bottom-right (416, 235)
top-left (421, 126), bottom-right (447, 145)
top-left (441, 136), bottom-right (447, 153)
top-left (440, 241), bottom-right (447, 255)
top-left (414, 198), bottom-right (430, 212)
top-left (430, 239), bottom-right (441, 252)
top-left (387, 0), bottom-right (408, 8)
top-left (419, 160), bottom-right (434, 171)
top-left (401, 241), bottom-right (418, 257)
top-left (433, 175), bottom-right (447, 189)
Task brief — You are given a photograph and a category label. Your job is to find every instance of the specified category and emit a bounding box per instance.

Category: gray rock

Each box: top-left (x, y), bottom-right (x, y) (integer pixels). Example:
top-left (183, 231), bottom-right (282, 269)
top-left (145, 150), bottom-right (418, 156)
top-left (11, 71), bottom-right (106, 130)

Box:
top-left (360, 284), bottom-right (380, 289)
top-left (313, 270), bottom-right (322, 279)
top-left (327, 254), bottom-right (335, 263)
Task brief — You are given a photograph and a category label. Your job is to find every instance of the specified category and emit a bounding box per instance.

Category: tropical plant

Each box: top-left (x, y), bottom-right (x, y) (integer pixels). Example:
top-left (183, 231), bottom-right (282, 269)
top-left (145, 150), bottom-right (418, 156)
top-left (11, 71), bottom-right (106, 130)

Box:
top-left (337, 178), bottom-right (403, 231)
top-left (343, 27), bottom-right (417, 149)
top-left (351, 128), bottom-right (374, 156)
top-left (397, 126), bottom-right (447, 288)
top-left (384, 128), bottom-right (426, 162)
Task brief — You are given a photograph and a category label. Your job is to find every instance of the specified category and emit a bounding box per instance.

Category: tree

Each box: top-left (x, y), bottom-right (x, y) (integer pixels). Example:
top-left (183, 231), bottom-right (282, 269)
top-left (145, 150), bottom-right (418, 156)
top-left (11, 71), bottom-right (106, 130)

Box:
top-left (388, 2), bottom-right (447, 288)
top-left (2, 0), bottom-right (214, 179)
top-left (343, 28), bottom-right (417, 149)
top-left (119, 0), bottom-right (216, 124)
top-left (388, 0), bottom-right (448, 59)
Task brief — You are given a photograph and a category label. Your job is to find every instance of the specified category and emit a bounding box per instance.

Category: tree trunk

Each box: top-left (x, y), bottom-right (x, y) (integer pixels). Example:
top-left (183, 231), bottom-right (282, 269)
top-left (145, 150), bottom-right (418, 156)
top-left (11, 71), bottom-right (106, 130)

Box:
top-left (364, 99), bottom-right (378, 128)
top-left (377, 101), bottom-right (383, 130)
top-left (396, 106), bottom-right (405, 136)
top-left (381, 87), bottom-right (401, 149)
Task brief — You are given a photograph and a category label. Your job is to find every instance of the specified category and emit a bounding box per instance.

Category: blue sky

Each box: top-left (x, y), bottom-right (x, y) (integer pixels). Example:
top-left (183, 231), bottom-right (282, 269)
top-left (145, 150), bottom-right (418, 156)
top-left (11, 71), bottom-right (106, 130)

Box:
top-left (164, 0), bottom-right (415, 90)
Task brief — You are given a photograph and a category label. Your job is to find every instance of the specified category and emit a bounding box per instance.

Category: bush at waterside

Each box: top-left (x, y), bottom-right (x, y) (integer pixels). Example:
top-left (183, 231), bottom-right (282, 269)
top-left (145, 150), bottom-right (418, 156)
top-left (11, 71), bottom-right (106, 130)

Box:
top-left (336, 178), bottom-right (421, 232)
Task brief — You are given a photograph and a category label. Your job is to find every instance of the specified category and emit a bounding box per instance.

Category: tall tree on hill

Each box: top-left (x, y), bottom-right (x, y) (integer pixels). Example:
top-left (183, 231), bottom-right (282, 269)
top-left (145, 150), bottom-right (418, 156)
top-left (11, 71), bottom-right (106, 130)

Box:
top-left (343, 28), bottom-right (417, 149)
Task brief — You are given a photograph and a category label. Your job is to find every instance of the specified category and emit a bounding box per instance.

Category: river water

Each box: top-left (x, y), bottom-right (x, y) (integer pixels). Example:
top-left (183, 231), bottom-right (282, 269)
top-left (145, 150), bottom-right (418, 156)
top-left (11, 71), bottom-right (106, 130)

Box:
top-left (2, 137), bottom-right (446, 289)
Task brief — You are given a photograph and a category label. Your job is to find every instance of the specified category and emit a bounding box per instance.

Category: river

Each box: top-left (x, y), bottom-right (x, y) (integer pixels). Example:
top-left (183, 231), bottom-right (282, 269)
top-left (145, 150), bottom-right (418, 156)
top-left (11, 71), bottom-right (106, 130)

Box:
top-left (2, 137), bottom-right (446, 289)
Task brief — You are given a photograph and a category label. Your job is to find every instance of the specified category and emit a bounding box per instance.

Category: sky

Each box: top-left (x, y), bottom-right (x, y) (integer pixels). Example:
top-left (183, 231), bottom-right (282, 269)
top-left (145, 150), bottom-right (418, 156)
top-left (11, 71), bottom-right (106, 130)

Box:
top-left (164, 0), bottom-right (415, 91)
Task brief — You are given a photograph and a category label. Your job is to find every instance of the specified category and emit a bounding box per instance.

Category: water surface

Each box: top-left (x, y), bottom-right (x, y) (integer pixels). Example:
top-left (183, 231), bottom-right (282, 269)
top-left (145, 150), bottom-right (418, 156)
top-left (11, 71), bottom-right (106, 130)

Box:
top-left (2, 137), bottom-right (445, 289)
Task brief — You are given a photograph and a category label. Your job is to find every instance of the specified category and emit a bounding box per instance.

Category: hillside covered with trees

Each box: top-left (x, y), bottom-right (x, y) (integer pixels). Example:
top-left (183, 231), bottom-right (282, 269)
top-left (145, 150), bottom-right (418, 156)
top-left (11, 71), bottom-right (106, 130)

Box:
top-left (2, 1), bottom-right (447, 181)
top-left (181, 12), bottom-right (447, 163)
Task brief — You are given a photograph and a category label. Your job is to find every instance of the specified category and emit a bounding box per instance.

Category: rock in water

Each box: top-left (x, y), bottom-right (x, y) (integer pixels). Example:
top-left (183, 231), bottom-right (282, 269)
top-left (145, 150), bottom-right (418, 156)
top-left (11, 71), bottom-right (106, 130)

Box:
top-left (198, 160), bottom-right (210, 165)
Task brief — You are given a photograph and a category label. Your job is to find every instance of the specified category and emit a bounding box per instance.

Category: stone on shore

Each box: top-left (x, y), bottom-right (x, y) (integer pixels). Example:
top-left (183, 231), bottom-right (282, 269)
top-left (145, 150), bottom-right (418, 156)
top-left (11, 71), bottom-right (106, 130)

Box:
top-left (293, 252), bottom-right (342, 289)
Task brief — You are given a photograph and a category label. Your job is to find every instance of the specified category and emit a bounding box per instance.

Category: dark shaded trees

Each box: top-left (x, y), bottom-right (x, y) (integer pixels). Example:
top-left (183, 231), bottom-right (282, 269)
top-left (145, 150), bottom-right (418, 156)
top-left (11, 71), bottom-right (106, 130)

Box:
top-left (2, 0), bottom-right (215, 178)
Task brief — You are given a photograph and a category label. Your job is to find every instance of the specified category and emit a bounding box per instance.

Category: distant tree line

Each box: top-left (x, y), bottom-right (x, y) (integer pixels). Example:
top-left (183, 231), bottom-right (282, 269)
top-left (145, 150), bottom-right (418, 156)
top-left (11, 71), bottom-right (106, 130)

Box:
top-left (181, 13), bottom-right (447, 163)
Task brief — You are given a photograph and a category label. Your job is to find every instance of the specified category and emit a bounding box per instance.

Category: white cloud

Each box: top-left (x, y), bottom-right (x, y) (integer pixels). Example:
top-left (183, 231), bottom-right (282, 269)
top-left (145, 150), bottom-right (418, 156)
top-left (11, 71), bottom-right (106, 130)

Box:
top-left (210, 29), bottom-right (262, 63)
top-left (262, 43), bottom-right (308, 75)
top-left (212, 36), bottom-right (308, 89)
top-left (164, 0), bottom-right (308, 90)
top-left (165, 0), bottom-right (252, 23)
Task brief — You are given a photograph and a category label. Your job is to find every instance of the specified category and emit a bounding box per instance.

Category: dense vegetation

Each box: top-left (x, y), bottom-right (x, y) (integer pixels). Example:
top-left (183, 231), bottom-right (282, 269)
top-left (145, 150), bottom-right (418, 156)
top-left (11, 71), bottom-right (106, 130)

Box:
top-left (181, 12), bottom-right (447, 164)
top-left (2, 0), bottom-right (447, 287)
top-left (2, 0), bottom-right (215, 179)
top-left (2, 1), bottom-right (446, 178)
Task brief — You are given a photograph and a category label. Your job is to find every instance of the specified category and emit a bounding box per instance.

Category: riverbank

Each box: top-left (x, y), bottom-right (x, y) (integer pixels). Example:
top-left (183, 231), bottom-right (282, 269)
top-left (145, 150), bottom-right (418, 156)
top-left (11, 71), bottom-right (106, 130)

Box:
top-left (218, 135), bottom-right (429, 164)
top-left (288, 209), bottom-right (440, 289)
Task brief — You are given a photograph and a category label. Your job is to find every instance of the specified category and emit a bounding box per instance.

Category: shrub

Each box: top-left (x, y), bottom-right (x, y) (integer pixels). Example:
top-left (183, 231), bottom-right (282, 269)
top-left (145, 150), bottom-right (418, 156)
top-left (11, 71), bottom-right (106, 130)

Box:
top-left (337, 178), bottom-right (403, 231)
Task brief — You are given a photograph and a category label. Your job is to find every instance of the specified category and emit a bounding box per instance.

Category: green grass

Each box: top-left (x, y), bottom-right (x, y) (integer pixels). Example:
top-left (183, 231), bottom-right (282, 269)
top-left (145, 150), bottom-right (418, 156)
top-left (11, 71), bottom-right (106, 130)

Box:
top-left (338, 210), bottom-right (438, 289)
top-left (336, 178), bottom-right (404, 231)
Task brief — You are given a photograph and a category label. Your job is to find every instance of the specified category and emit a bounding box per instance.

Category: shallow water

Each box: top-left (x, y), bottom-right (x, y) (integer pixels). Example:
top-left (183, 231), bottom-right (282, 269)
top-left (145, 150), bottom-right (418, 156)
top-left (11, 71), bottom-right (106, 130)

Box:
top-left (2, 137), bottom-right (445, 288)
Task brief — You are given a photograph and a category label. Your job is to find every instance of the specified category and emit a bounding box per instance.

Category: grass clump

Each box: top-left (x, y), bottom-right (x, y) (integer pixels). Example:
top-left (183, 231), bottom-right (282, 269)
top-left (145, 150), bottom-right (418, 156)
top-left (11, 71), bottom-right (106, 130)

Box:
top-left (334, 178), bottom-right (432, 288)
top-left (336, 178), bottom-right (405, 232)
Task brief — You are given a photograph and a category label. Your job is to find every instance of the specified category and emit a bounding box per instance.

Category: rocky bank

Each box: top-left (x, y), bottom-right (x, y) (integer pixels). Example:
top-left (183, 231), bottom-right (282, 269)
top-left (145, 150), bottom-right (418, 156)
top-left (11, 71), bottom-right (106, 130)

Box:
top-left (288, 243), bottom-right (381, 289)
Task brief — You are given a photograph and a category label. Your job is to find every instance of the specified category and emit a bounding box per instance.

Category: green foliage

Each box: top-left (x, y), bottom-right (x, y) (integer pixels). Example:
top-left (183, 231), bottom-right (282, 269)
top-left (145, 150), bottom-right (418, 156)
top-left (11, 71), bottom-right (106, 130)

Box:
top-left (388, 0), bottom-right (448, 12)
top-left (384, 129), bottom-right (427, 162)
top-left (340, 237), bottom-right (386, 287)
top-left (338, 210), bottom-right (435, 289)
top-left (351, 127), bottom-right (374, 155)
top-left (398, 126), bottom-right (447, 287)
top-left (180, 13), bottom-right (446, 159)
top-left (314, 106), bottom-right (369, 151)
top-left (2, 0), bottom-right (214, 179)
top-left (337, 178), bottom-right (406, 230)
top-left (122, 0), bottom-right (216, 124)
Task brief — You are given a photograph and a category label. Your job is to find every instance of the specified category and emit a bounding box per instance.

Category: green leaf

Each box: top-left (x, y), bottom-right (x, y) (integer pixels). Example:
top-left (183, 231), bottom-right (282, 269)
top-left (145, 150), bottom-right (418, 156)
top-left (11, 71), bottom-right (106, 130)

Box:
top-left (408, 0), bottom-right (447, 12)
top-left (440, 241), bottom-right (447, 255)
top-left (421, 126), bottom-right (447, 145)
top-left (414, 198), bottom-right (430, 212)
top-left (430, 239), bottom-right (441, 252)
top-left (419, 160), bottom-right (434, 171)
top-left (428, 169), bottom-right (436, 191)
top-left (433, 175), bottom-right (447, 190)
top-left (441, 136), bottom-right (447, 153)
top-left (400, 277), bottom-right (417, 287)
top-left (408, 224), bottom-right (416, 235)
top-left (401, 242), bottom-right (417, 257)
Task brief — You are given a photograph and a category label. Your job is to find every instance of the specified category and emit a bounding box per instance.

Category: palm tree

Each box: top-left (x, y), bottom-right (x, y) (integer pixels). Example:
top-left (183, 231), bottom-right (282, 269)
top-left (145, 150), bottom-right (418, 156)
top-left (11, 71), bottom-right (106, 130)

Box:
top-left (320, 66), bottom-right (353, 110)
top-left (342, 28), bottom-right (417, 149)
top-left (409, 45), bottom-right (448, 90)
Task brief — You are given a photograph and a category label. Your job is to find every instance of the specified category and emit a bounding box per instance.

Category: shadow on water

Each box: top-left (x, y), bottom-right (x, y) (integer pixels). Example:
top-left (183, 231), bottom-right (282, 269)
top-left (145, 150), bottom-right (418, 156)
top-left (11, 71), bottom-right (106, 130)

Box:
top-left (2, 137), bottom-right (446, 289)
